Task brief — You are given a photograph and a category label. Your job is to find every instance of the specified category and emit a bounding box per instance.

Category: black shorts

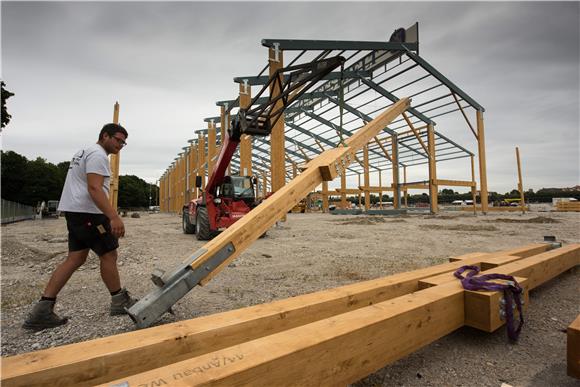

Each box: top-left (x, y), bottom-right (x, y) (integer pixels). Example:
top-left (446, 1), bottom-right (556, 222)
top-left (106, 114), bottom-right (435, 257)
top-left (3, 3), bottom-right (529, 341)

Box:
top-left (64, 212), bottom-right (119, 256)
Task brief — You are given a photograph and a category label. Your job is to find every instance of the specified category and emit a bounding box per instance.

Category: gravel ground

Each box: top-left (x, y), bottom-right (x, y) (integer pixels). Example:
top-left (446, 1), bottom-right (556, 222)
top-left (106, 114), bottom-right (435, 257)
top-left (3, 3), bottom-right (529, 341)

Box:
top-left (1, 206), bottom-right (579, 386)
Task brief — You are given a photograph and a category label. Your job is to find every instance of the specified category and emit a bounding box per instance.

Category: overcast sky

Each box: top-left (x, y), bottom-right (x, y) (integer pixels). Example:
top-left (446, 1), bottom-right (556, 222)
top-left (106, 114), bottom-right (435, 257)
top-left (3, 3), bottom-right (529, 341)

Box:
top-left (2, 1), bottom-right (579, 194)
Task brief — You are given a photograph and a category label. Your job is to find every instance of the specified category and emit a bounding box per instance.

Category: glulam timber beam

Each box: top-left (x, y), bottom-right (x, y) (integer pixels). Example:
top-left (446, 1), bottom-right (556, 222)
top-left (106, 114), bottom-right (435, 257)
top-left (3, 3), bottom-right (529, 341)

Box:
top-left (2, 245), bottom-right (551, 387)
top-left (100, 244), bottom-right (578, 386)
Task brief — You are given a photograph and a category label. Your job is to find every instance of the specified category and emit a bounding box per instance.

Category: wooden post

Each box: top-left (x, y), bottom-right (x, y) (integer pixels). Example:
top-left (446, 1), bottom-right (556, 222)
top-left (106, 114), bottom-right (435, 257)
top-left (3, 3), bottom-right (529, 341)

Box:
top-left (363, 146), bottom-right (370, 210)
top-left (109, 102), bottom-right (121, 209)
top-left (378, 170), bottom-right (383, 209)
top-left (207, 120), bottom-right (217, 176)
top-left (197, 133), bottom-right (206, 190)
top-left (391, 134), bottom-right (400, 209)
top-left (470, 155), bottom-right (477, 215)
top-left (403, 166), bottom-right (408, 208)
top-left (516, 147), bottom-right (525, 214)
top-left (476, 110), bottom-right (489, 214)
top-left (239, 83), bottom-right (252, 176)
top-left (261, 171), bottom-right (268, 199)
top-left (340, 165), bottom-right (347, 209)
top-left (269, 47), bottom-right (285, 194)
top-left (322, 180), bottom-right (329, 212)
top-left (219, 105), bottom-right (227, 147)
top-left (427, 123), bottom-right (438, 214)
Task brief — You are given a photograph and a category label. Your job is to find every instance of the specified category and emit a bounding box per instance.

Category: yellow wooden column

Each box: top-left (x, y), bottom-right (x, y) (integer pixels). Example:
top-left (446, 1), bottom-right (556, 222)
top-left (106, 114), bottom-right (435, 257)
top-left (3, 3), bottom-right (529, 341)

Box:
top-left (239, 83), bottom-right (252, 176)
top-left (261, 171), bottom-right (268, 199)
top-left (322, 180), bottom-right (329, 212)
top-left (476, 110), bottom-right (489, 214)
top-left (391, 134), bottom-right (400, 209)
top-left (198, 133), bottom-right (206, 189)
top-left (207, 120), bottom-right (217, 176)
top-left (340, 166), bottom-right (347, 209)
top-left (470, 155), bottom-right (477, 215)
top-left (220, 106), bottom-right (227, 146)
top-left (516, 147), bottom-right (525, 214)
top-left (363, 146), bottom-right (370, 210)
top-left (427, 123), bottom-right (438, 214)
top-left (109, 101), bottom-right (120, 209)
top-left (269, 47), bottom-right (285, 194)
top-left (403, 166), bottom-right (408, 208)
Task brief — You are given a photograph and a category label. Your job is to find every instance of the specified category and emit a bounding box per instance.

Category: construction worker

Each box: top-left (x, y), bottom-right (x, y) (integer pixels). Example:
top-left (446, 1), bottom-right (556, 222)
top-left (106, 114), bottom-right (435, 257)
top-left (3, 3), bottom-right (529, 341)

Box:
top-left (23, 123), bottom-right (137, 330)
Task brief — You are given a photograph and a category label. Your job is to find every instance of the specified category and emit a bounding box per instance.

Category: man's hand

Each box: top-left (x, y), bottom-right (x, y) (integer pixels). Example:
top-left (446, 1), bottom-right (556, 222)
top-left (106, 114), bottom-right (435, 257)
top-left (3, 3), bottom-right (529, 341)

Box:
top-left (109, 215), bottom-right (125, 238)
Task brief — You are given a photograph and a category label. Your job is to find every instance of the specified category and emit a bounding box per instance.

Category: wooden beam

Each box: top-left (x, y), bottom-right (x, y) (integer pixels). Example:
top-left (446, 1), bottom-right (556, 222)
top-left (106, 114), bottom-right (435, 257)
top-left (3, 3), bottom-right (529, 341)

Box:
top-left (391, 134), bottom-right (400, 209)
top-left (374, 136), bottom-right (391, 162)
top-left (451, 91), bottom-right (477, 139)
top-left (470, 155), bottom-right (477, 214)
top-left (516, 147), bottom-right (525, 214)
top-left (239, 83), bottom-right (252, 176)
top-left (207, 120), bottom-right (217, 176)
top-left (476, 110), bottom-right (489, 213)
top-left (102, 283), bottom-right (465, 386)
top-left (568, 314), bottom-right (580, 378)
top-left (0, 245), bottom-right (559, 386)
top-left (101, 244), bottom-right (578, 386)
top-left (109, 101), bottom-right (121, 210)
top-left (427, 123), bottom-right (438, 213)
top-left (363, 145), bottom-right (370, 210)
top-left (435, 179), bottom-right (476, 187)
top-left (402, 111), bottom-right (428, 154)
top-left (269, 47), bottom-right (285, 193)
top-left (358, 186), bottom-right (394, 192)
top-left (335, 188), bottom-right (363, 195)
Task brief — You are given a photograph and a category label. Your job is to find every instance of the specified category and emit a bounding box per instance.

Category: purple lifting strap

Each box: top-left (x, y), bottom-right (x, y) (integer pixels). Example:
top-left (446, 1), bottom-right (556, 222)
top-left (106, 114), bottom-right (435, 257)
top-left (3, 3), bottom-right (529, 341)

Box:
top-left (454, 265), bottom-right (524, 341)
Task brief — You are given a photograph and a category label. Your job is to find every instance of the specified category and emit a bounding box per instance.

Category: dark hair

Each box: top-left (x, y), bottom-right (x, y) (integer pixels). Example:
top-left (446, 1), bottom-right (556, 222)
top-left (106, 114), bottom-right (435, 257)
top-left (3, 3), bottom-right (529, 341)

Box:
top-left (98, 123), bottom-right (128, 141)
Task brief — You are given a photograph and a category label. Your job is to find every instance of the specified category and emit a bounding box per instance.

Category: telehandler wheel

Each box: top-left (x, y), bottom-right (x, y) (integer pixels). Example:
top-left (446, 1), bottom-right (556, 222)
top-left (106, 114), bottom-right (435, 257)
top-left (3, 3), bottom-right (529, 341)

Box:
top-left (182, 211), bottom-right (195, 234)
top-left (195, 207), bottom-right (212, 241)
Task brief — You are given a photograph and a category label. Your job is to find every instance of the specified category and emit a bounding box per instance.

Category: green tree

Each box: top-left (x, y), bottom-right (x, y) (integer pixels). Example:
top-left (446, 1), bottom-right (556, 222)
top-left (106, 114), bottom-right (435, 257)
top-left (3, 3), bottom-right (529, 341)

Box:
top-left (20, 157), bottom-right (62, 205)
top-left (1, 151), bottom-right (28, 202)
top-left (1, 81), bottom-right (15, 130)
top-left (118, 175), bottom-right (149, 208)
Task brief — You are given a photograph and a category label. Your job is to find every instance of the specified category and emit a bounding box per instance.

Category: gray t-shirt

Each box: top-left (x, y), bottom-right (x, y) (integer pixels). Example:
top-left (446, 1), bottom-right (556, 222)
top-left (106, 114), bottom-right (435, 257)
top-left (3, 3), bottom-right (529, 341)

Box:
top-left (58, 143), bottom-right (110, 214)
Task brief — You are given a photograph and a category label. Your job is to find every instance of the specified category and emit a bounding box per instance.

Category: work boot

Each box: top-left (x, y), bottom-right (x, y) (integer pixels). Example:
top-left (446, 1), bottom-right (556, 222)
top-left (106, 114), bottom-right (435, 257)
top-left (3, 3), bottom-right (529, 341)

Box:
top-left (110, 288), bottom-right (138, 316)
top-left (22, 300), bottom-right (68, 330)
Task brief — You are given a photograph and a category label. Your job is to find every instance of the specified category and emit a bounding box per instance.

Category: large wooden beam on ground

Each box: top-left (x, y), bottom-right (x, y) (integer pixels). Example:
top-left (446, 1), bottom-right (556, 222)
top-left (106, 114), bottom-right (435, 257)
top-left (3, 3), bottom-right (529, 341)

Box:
top-left (101, 244), bottom-right (578, 386)
top-left (0, 245), bottom-right (551, 387)
top-left (568, 314), bottom-right (580, 378)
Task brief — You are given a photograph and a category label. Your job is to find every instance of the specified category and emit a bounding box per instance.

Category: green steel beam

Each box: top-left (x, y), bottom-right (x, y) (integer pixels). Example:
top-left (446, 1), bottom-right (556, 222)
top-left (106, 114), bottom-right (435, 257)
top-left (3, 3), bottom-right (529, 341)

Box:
top-left (358, 77), bottom-right (434, 125)
top-left (261, 39), bottom-right (418, 52)
top-left (233, 71), bottom-right (372, 85)
top-left (404, 50), bottom-right (484, 112)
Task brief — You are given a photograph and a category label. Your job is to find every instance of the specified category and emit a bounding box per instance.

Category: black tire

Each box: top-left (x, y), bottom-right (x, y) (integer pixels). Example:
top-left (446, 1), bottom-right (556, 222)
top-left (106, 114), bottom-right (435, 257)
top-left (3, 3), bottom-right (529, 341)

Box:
top-left (182, 211), bottom-right (195, 234)
top-left (195, 207), bottom-right (212, 240)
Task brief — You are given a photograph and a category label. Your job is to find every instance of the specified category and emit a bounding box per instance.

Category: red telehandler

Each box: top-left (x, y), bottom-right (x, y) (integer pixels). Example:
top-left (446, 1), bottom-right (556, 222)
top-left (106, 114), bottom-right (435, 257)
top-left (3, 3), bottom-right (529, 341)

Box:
top-left (182, 55), bottom-right (345, 240)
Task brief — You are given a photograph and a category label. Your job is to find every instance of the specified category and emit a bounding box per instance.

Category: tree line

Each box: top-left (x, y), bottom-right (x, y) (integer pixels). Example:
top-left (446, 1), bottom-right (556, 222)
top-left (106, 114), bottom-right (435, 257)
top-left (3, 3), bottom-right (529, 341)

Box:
top-left (1, 150), bottom-right (159, 209)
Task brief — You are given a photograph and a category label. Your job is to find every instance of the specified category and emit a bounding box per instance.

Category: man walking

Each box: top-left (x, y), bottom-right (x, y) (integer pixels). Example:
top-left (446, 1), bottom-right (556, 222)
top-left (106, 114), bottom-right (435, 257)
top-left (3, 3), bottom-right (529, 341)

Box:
top-left (24, 123), bottom-right (137, 330)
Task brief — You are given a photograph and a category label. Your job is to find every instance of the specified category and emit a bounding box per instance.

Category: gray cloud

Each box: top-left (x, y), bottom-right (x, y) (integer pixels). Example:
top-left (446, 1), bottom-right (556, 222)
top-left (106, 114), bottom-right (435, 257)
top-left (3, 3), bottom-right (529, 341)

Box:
top-left (2, 1), bottom-right (578, 192)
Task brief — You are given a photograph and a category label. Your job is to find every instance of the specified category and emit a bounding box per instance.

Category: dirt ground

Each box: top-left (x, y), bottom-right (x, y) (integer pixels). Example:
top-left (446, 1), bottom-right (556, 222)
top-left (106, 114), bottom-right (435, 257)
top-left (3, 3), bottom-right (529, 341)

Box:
top-left (1, 206), bottom-right (579, 386)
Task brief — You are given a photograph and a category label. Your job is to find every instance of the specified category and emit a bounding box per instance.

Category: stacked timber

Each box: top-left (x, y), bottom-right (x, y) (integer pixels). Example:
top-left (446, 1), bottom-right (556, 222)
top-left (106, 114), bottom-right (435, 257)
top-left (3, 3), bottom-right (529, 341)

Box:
top-left (2, 243), bottom-right (578, 386)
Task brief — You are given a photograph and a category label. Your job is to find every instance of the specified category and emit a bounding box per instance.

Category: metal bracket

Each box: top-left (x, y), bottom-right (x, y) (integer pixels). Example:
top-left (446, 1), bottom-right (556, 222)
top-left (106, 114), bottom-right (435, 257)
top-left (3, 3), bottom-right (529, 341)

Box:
top-left (128, 243), bottom-right (236, 329)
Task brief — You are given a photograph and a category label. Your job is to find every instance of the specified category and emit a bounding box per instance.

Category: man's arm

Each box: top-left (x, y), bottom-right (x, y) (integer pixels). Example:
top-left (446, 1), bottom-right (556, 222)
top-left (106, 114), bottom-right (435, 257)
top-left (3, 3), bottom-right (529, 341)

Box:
top-left (87, 173), bottom-right (125, 238)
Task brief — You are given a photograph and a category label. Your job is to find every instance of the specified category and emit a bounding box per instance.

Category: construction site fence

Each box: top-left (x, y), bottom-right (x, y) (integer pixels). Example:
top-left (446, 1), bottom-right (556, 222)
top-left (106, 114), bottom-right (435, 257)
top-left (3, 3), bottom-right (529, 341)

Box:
top-left (1, 199), bottom-right (36, 224)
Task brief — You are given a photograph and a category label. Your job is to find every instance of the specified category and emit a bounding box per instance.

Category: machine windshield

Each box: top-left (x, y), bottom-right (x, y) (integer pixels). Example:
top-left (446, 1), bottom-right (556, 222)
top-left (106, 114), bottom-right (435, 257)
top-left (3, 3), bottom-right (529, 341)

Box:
top-left (231, 176), bottom-right (254, 198)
